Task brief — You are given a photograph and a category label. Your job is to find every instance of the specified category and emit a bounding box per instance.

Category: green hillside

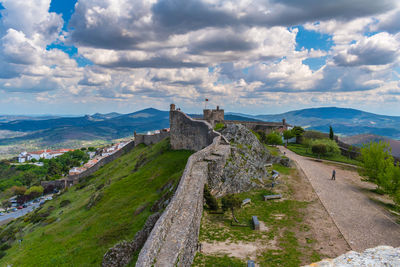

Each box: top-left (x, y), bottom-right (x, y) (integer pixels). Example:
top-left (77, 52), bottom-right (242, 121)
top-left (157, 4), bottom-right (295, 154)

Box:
top-left (0, 138), bottom-right (192, 266)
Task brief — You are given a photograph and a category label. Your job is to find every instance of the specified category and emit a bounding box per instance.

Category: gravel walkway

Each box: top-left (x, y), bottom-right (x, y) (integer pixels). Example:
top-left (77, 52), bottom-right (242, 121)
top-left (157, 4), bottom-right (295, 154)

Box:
top-left (280, 146), bottom-right (400, 252)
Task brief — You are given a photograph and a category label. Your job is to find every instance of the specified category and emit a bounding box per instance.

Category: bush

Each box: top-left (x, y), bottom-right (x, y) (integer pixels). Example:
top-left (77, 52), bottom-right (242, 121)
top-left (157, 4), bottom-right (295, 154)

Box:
top-left (0, 251), bottom-right (5, 259)
top-left (312, 144), bottom-right (327, 157)
top-left (311, 139), bottom-right (340, 156)
top-left (214, 123), bottom-right (225, 131)
top-left (0, 243), bottom-right (11, 251)
top-left (266, 132), bottom-right (283, 145)
top-left (204, 184), bottom-right (218, 210)
top-left (257, 131), bottom-right (267, 144)
top-left (24, 185), bottom-right (44, 200)
top-left (60, 199), bottom-right (71, 208)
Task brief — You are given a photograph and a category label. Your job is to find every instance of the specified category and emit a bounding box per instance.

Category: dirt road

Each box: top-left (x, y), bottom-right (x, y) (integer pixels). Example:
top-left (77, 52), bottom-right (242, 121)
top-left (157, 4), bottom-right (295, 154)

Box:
top-left (280, 146), bottom-right (400, 251)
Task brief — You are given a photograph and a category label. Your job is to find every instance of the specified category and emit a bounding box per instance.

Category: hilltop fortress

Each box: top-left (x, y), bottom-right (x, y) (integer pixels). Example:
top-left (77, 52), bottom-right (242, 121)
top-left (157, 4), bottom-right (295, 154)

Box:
top-left (134, 104), bottom-right (290, 150)
top-left (123, 104), bottom-right (289, 266)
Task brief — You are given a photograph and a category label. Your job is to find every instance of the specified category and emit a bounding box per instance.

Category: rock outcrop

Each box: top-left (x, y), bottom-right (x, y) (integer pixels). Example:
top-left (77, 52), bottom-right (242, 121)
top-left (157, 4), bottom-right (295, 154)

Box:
top-left (208, 124), bottom-right (274, 196)
top-left (304, 246), bottom-right (400, 266)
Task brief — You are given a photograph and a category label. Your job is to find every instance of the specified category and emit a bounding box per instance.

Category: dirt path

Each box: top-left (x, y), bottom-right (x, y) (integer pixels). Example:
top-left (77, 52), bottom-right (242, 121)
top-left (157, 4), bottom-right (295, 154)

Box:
top-left (280, 146), bottom-right (400, 252)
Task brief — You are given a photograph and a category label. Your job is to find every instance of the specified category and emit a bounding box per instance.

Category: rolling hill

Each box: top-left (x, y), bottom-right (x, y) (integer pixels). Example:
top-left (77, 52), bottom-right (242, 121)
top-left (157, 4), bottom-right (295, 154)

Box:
top-left (230, 107), bottom-right (400, 139)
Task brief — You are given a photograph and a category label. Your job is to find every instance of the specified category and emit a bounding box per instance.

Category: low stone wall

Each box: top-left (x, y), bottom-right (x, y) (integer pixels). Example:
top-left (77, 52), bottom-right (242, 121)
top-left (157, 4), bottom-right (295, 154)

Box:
top-left (224, 120), bottom-right (288, 134)
top-left (136, 136), bottom-right (229, 266)
top-left (68, 140), bottom-right (135, 182)
top-left (134, 132), bottom-right (170, 147)
top-left (170, 109), bottom-right (219, 151)
top-left (42, 140), bottom-right (135, 190)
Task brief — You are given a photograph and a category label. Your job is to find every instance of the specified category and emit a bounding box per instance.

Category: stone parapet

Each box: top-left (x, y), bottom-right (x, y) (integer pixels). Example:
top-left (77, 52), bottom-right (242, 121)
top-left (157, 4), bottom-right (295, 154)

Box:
top-left (136, 135), bottom-right (230, 266)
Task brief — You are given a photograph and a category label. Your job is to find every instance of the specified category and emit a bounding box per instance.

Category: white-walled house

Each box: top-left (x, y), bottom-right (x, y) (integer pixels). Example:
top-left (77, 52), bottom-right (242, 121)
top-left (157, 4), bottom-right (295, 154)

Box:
top-left (18, 149), bottom-right (74, 163)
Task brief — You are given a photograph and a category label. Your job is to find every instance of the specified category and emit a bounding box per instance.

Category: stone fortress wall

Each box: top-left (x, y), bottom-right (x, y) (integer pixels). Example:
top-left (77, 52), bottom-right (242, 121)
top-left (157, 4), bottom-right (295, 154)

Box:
top-left (197, 105), bottom-right (290, 134)
top-left (134, 130), bottom-right (170, 147)
top-left (136, 104), bottom-right (230, 266)
top-left (169, 104), bottom-right (220, 151)
top-left (41, 140), bottom-right (135, 190)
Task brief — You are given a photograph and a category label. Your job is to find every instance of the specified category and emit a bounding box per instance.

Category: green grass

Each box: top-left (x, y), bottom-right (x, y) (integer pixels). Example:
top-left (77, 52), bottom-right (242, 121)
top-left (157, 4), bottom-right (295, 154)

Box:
top-left (214, 123), bottom-right (225, 132)
top-left (287, 143), bottom-right (360, 165)
top-left (193, 253), bottom-right (246, 266)
top-left (264, 145), bottom-right (280, 156)
top-left (0, 139), bottom-right (192, 266)
top-left (195, 166), bottom-right (325, 266)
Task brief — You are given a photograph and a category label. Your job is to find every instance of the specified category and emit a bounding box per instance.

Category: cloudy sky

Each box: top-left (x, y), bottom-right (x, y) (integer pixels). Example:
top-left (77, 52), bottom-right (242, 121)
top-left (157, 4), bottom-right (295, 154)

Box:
top-left (0, 0), bottom-right (400, 115)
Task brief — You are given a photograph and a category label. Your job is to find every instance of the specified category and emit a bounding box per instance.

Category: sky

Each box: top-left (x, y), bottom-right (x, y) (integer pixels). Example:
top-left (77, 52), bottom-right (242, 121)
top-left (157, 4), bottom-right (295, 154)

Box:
top-left (0, 0), bottom-right (400, 116)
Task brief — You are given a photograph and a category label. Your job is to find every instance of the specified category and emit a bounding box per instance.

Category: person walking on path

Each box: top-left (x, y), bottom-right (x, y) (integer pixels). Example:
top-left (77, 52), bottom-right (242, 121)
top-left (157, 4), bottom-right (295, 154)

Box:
top-left (331, 169), bottom-right (336, 180)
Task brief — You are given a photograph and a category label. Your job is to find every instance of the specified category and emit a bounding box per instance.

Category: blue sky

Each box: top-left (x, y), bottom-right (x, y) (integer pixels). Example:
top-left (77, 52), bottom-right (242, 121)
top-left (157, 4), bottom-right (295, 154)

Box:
top-left (0, 0), bottom-right (400, 115)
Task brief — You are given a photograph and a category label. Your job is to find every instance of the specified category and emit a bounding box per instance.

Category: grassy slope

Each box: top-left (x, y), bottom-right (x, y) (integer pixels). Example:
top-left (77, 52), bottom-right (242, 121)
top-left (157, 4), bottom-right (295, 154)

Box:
top-left (287, 143), bottom-right (360, 165)
top-left (0, 139), bottom-right (192, 266)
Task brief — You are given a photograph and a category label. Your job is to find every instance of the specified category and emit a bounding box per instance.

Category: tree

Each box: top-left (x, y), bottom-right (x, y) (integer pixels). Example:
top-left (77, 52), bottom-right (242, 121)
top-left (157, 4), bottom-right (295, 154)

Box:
top-left (302, 138), bottom-right (313, 153)
top-left (204, 184), bottom-right (218, 211)
top-left (360, 141), bottom-right (392, 183)
top-left (11, 185), bottom-right (27, 196)
top-left (312, 144), bottom-right (327, 158)
top-left (292, 126), bottom-right (305, 144)
top-left (266, 132), bottom-right (283, 146)
top-left (257, 131), bottom-right (267, 144)
top-left (329, 126), bottom-right (334, 140)
top-left (221, 194), bottom-right (241, 223)
top-left (283, 130), bottom-right (294, 146)
top-left (1, 200), bottom-right (11, 211)
top-left (24, 185), bottom-right (44, 200)
top-left (47, 160), bottom-right (62, 179)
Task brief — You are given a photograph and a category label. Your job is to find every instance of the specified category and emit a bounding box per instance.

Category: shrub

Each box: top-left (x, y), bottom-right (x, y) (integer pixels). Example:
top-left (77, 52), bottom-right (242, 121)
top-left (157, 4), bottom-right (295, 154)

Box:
top-left (204, 184), bottom-right (218, 211)
top-left (60, 199), bottom-right (71, 208)
top-left (24, 185), bottom-right (44, 200)
top-left (312, 144), bottom-right (327, 157)
top-left (312, 139), bottom-right (340, 156)
top-left (221, 194), bottom-right (241, 223)
top-left (257, 131), bottom-right (267, 144)
top-left (0, 251), bottom-right (5, 259)
top-left (266, 132), bottom-right (283, 146)
top-left (0, 243), bottom-right (11, 251)
top-left (214, 123), bottom-right (225, 131)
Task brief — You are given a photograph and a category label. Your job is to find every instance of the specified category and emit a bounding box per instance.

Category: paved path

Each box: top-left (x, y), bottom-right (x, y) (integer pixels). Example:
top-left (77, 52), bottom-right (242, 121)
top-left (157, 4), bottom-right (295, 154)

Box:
top-left (280, 146), bottom-right (400, 251)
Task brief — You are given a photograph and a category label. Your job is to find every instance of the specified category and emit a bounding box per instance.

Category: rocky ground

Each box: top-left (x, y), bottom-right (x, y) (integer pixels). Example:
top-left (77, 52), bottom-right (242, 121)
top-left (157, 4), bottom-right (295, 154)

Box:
top-left (305, 246), bottom-right (400, 266)
top-left (209, 124), bottom-right (287, 197)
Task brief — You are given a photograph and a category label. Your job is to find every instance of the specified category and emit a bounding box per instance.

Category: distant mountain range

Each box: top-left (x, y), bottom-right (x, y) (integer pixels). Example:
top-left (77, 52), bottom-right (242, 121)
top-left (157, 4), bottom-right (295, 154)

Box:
top-left (340, 134), bottom-right (400, 158)
top-left (1, 106), bottom-right (400, 155)
top-left (229, 107), bottom-right (400, 139)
